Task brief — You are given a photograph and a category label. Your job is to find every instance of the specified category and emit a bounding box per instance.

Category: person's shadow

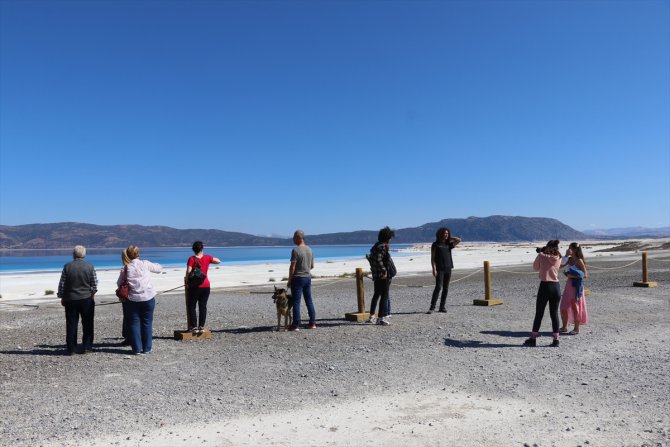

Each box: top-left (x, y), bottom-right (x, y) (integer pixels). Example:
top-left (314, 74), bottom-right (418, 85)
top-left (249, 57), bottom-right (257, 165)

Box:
top-left (444, 330), bottom-right (557, 348)
top-left (0, 341), bottom-right (133, 356)
top-left (443, 338), bottom-right (520, 348)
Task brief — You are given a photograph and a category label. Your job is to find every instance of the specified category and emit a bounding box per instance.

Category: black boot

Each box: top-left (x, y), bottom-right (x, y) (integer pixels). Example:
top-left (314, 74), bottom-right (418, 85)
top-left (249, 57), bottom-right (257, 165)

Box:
top-left (523, 337), bottom-right (537, 347)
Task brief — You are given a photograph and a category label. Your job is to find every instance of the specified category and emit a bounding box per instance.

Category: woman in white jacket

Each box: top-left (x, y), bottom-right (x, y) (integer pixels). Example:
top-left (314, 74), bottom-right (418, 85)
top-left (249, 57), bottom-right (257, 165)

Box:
top-left (117, 245), bottom-right (162, 354)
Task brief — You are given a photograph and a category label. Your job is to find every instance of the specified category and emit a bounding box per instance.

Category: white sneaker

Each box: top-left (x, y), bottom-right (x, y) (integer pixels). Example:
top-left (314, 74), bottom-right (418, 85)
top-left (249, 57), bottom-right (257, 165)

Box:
top-left (377, 318), bottom-right (390, 326)
top-left (367, 315), bottom-right (376, 324)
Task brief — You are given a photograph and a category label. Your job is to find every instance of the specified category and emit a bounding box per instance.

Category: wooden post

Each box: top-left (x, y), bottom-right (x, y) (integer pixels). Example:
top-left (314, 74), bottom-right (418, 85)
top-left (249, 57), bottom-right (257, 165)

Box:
top-left (174, 286), bottom-right (212, 340)
top-left (634, 251), bottom-right (657, 288)
top-left (473, 260), bottom-right (503, 306)
top-left (345, 268), bottom-right (371, 321)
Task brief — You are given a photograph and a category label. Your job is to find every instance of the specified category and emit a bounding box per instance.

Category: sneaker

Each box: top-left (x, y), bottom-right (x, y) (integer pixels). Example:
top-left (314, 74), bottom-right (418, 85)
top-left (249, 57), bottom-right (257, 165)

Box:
top-left (438, 308), bottom-right (447, 313)
top-left (189, 327), bottom-right (197, 335)
top-left (307, 323), bottom-right (317, 329)
top-left (550, 339), bottom-right (560, 347)
top-left (197, 326), bottom-right (204, 335)
top-left (522, 337), bottom-right (537, 347)
top-left (287, 325), bottom-right (300, 332)
top-left (366, 315), bottom-right (377, 324)
top-left (426, 309), bottom-right (434, 314)
top-left (377, 318), bottom-right (390, 326)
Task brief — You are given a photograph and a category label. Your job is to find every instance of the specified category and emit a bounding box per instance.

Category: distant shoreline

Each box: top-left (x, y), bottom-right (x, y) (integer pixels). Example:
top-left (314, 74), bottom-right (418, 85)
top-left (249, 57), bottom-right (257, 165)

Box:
top-left (2, 239), bottom-right (668, 305)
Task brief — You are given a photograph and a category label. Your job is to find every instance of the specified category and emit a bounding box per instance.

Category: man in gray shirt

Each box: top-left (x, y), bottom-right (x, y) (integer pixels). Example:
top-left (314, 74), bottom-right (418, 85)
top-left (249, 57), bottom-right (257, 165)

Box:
top-left (287, 230), bottom-right (315, 331)
top-left (57, 245), bottom-right (98, 355)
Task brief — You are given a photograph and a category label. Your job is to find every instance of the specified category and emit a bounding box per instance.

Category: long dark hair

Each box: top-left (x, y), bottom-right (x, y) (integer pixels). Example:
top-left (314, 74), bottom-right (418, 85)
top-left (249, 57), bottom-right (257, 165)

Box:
top-left (544, 239), bottom-right (561, 257)
top-left (377, 226), bottom-right (395, 243)
top-left (569, 242), bottom-right (584, 261)
top-left (435, 227), bottom-right (451, 243)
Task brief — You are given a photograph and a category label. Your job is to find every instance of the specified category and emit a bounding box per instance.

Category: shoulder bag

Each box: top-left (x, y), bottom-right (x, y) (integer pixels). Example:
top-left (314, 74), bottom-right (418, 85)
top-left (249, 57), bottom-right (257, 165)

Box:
top-left (116, 265), bottom-right (129, 301)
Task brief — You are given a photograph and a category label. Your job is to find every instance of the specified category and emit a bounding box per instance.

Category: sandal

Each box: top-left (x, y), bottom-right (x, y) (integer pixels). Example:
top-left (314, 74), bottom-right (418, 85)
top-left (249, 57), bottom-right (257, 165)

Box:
top-left (568, 330), bottom-right (579, 335)
top-left (559, 328), bottom-right (568, 333)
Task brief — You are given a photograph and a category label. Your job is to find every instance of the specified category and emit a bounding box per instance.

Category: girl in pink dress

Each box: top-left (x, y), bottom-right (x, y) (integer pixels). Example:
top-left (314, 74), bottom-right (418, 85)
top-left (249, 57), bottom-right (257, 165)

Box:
top-left (560, 242), bottom-right (588, 335)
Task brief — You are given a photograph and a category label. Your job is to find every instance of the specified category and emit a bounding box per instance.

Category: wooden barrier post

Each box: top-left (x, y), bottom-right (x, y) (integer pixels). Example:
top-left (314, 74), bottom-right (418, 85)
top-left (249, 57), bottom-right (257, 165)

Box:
top-left (633, 251), bottom-right (657, 288)
top-left (473, 260), bottom-right (503, 306)
top-left (345, 268), bottom-right (371, 321)
top-left (174, 286), bottom-right (212, 340)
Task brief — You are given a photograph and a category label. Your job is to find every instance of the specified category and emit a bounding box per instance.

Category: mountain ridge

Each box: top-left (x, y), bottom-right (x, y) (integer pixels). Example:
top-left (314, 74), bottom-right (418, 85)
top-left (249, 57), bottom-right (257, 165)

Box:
top-left (0, 216), bottom-right (589, 249)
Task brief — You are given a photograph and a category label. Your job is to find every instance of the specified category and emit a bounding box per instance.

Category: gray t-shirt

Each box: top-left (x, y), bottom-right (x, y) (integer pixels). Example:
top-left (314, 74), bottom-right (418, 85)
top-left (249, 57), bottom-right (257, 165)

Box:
top-left (291, 245), bottom-right (313, 277)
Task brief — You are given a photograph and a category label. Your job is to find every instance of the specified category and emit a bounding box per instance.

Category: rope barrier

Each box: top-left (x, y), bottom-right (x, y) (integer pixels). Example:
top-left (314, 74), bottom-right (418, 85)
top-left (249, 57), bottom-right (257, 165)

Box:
top-left (450, 269), bottom-right (484, 283)
top-left (586, 259), bottom-right (641, 270)
top-left (0, 302), bottom-right (40, 309)
top-left (491, 268), bottom-right (536, 275)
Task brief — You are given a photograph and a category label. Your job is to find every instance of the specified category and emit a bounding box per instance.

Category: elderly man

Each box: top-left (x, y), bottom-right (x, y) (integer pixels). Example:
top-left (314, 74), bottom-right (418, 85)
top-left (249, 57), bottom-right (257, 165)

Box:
top-left (286, 230), bottom-right (316, 331)
top-left (57, 245), bottom-right (98, 355)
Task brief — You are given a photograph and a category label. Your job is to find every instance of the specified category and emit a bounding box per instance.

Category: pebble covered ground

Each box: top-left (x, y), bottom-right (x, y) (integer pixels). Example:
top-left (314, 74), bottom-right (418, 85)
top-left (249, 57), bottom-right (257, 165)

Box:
top-left (0, 254), bottom-right (668, 447)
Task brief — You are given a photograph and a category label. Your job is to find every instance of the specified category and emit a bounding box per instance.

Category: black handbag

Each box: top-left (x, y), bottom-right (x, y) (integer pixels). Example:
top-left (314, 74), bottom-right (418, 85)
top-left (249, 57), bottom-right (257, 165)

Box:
top-left (385, 253), bottom-right (397, 279)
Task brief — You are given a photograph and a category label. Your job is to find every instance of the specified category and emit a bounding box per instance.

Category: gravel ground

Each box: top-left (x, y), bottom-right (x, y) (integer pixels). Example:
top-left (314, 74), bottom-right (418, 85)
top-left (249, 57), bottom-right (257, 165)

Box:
top-left (1, 254), bottom-right (669, 447)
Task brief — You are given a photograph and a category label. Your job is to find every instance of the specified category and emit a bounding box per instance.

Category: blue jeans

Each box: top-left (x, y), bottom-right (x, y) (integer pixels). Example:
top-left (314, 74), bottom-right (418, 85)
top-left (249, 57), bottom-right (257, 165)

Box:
top-left (291, 276), bottom-right (315, 326)
top-left (126, 298), bottom-right (155, 353)
top-left (370, 278), bottom-right (391, 318)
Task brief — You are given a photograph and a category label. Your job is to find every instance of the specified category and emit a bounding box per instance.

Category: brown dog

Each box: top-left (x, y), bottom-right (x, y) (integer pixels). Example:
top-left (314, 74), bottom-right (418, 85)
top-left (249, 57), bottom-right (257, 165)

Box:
top-left (272, 286), bottom-right (293, 331)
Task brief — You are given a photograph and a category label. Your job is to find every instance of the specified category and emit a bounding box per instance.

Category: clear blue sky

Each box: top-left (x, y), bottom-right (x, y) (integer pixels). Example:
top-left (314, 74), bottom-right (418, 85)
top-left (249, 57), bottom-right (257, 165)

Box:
top-left (1, 0), bottom-right (668, 236)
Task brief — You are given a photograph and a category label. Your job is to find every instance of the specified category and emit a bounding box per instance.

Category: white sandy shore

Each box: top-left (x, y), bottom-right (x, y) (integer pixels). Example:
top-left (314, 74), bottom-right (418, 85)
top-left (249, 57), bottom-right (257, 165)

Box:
top-left (0, 241), bottom-right (653, 305)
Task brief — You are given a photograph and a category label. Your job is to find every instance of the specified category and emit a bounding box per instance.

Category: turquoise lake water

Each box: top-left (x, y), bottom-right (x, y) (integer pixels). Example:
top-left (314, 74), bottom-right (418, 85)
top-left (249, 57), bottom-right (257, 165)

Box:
top-left (0, 245), bottom-right (413, 273)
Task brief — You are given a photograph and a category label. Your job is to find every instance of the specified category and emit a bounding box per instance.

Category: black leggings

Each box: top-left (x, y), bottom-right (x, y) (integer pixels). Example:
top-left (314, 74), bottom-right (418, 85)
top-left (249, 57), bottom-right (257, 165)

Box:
top-left (430, 269), bottom-right (452, 310)
top-left (187, 287), bottom-right (210, 328)
top-left (532, 281), bottom-right (561, 334)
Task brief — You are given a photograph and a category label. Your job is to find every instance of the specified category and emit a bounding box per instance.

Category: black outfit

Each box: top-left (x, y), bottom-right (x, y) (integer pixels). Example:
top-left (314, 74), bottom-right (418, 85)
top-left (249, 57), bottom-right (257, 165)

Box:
top-left (187, 287), bottom-right (211, 328)
top-left (430, 240), bottom-right (455, 311)
top-left (65, 298), bottom-right (95, 353)
top-left (532, 281), bottom-right (561, 333)
top-left (57, 258), bottom-right (97, 354)
top-left (368, 242), bottom-right (395, 318)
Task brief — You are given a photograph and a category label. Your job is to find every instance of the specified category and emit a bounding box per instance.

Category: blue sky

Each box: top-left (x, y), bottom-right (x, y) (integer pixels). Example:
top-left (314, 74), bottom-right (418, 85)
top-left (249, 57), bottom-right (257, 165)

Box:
top-left (1, 0), bottom-right (668, 236)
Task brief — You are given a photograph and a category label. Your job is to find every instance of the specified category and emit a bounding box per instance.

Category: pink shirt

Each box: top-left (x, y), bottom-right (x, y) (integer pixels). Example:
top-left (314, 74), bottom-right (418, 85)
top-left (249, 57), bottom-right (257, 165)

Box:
top-left (117, 259), bottom-right (163, 301)
top-left (533, 253), bottom-right (560, 282)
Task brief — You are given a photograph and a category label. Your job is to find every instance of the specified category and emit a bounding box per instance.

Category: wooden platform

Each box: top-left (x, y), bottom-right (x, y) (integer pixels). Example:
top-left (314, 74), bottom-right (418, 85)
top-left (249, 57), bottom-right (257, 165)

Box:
top-left (633, 281), bottom-right (658, 288)
top-left (345, 311), bottom-right (371, 322)
top-left (473, 298), bottom-right (503, 306)
top-left (173, 329), bottom-right (212, 340)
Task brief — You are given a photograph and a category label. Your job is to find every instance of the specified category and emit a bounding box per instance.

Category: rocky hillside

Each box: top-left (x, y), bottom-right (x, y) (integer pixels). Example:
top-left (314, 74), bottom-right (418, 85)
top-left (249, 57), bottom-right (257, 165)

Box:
top-left (0, 216), bottom-right (586, 249)
top-left (307, 215), bottom-right (586, 245)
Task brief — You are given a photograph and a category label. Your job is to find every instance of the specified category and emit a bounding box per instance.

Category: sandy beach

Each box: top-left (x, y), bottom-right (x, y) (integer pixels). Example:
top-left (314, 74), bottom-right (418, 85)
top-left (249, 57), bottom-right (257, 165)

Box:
top-left (0, 240), bottom-right (654, 306)
top-left (0, 241), bottom-right (668, 447)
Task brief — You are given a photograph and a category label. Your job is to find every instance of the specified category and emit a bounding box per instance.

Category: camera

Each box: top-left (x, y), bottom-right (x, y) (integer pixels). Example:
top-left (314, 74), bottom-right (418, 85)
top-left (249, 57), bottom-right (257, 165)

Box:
top-left (535, 246), bottom-right (545, 254)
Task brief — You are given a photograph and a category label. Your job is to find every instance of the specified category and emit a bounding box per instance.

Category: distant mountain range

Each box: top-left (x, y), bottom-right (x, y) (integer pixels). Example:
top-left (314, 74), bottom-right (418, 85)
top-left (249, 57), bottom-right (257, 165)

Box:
top-left (0, 216), bottom-right (589, 249)
top-left (582, 226), bottom-right (670, 239)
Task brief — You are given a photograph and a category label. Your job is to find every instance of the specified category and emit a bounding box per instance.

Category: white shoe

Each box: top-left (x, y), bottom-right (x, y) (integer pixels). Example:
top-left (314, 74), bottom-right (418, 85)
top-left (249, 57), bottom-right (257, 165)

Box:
top-left (377, 318), bottom-right (390, 326)
top-left (367, 315), bottom-right (376, 324)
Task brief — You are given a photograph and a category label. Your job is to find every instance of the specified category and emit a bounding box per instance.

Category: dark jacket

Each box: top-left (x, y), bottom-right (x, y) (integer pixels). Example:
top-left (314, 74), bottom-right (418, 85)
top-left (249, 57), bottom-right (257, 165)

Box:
top-left (369, 242), bottom-right (396, 281)
top-left (57, 259), bottom-right (98, 301)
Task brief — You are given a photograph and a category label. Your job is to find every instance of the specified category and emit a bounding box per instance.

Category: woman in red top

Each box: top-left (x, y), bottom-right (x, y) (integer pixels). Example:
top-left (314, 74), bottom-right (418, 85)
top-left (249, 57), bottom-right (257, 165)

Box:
top-left (185, 241), bottom-right (221, 334)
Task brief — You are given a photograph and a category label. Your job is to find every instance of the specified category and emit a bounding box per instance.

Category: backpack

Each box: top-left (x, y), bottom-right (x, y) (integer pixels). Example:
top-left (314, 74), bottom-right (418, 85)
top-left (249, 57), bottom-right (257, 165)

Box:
top-left (187, 256), bottom-right (206, 288)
